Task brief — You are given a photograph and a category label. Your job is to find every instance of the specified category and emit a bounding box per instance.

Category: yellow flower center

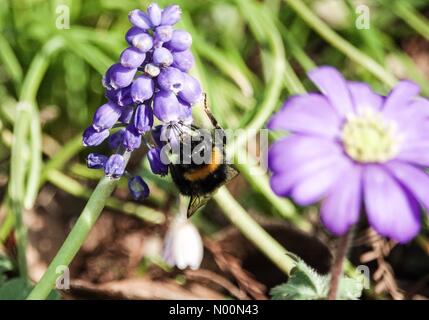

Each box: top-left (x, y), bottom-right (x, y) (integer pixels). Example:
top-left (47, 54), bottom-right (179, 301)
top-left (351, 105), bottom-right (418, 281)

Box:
top-left (342, 108), bottom-right (401, 163)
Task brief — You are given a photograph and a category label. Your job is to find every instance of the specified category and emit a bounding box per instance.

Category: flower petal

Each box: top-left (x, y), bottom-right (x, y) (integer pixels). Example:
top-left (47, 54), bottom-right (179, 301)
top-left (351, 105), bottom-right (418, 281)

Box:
top-left (321, 164), bottom-right (362, 235)
top-left (290, 156), bottom-right (350, 206)
top-left (382, 80), bottom-right (420, 117)
top-left (268, 93), bottom-right (341, 138)
top-left (385, 161), bottom-right (429, 212)
top-left (347, 81), bottom-right (383, 112)
top-left (268, 135), bottom-right (343, 174)
top-left (363, 165), bottom-right (420, 243)
top-left (308, 66), bottom-right (354, 117)
top-left (397, 140), bottom-right (429, 167)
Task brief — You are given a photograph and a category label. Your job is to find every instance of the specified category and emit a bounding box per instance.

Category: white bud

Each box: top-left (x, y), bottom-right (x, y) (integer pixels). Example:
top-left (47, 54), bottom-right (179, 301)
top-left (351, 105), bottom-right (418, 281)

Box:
top-left (163, 215), bottom-right (203, 270)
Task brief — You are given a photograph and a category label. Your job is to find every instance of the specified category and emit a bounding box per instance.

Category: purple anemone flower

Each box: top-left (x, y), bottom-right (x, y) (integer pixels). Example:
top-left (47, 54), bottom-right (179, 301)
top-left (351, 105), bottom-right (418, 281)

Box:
top-left (268, 66), bottom-right (429, 243)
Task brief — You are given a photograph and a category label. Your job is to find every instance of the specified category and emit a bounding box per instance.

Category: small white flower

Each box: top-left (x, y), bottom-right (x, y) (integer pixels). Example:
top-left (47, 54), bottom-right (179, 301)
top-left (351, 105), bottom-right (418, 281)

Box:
top-left (163, 214), bottom-right (203, 270)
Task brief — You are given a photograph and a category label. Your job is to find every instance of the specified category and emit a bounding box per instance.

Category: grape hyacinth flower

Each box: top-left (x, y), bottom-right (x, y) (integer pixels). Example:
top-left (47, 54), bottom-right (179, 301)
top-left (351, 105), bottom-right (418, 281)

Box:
top-left (268, 66), bottom-right (429, 243)
top-left (82, 3), bottom-right (202, 199)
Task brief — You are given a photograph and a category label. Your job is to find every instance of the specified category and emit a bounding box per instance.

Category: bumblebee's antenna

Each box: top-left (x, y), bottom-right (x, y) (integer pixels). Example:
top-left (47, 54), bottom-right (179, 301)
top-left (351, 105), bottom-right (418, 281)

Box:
top-left (203, 93), bottom-right (222, 130)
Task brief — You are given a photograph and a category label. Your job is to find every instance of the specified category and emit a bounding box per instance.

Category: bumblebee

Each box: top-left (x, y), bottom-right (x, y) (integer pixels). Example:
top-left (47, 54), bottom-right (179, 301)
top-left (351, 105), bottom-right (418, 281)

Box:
top-left (167, 97), bottom-right (239, 217)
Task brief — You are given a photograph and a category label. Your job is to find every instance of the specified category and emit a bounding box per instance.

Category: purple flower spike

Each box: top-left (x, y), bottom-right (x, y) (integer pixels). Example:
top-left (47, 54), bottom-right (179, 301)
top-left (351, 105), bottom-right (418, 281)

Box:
top-left (123, 125), bottom-right (142, 151)
top-left (125, 27), bottom-right (146, 45)
top-left (119, 105), bottom-right (134, 124)
top-left (87, 153), bottom-right (108, 169)
top-left (157, 67), bottom-right (185, 93)
top-left (147, 3), bottom-right (162, 27)
top-left (161, 4), bottom-right (181, 26)
top-left (178, 74), bottom-right (202, 104)
top-left (105, 86), bottom-right (133, 107)
top-left (128, 176), bottom-right (150, 200)
top-left (131, 75), bottom-right (154, 103)
top-left (154, 25), bottom-right (173, 43)
top-left (172, 50), bottom-right (194, 72)
top-left (151, 125), bottom-right (164, 147)
top-left (105, 63), bottom-right (137, 89)
top-left (108, 129), bottom-right (125, 149)
top-left (131, 33), bottom-right (154, 53)
top-left (166, 30), bottom-right (192, 52)
top-left (268, 66), bottom-right (429, 244)
top-left (128, 9), bottom-right (152, 30)
top-left (120, 47), bottom-right (146, 68)
top-left (82, 126), bottom-right (109, 147)
top-left (153, 90), bottom-right (180, 122)
top-left (92, 102), bottom-right (122, 131)
top-left (153, 47), bottom-right (173, 67)
top-left (144, 63), bottom-right (161, 77)
top-left (104, 154), bottom-right (126, 178)
top-left (148, 147), bottom-right (168, 176)
top-left (134, 103), bottom-right (154, 134)
top-left (177, 98), bottom-right (193, 124)
top-left (122, 124), bottom-right (142, 151)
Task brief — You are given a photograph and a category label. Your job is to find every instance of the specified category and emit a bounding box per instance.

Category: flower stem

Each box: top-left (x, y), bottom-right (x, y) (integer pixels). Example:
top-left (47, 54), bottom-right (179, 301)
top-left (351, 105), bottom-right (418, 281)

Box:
top-left (214, 188), bottom-right (296, 275)
top-left (283, 0), bottom-right (397, 87)
top-left (386, 0), bottom-right (429, 41)
top-left (327, 229), bottom-right (353, 300)
top-left (27, 163), bottom-right (128, 299)
top-left (8, 37), bottom-right (64, 280)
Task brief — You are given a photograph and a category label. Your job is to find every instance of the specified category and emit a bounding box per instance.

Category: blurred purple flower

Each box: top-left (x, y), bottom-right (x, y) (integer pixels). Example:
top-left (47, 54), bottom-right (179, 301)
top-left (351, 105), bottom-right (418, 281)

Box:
top-left (128, 176), bottom-right (150, 200)
top-left (268, 66), bottom-right (429, 243)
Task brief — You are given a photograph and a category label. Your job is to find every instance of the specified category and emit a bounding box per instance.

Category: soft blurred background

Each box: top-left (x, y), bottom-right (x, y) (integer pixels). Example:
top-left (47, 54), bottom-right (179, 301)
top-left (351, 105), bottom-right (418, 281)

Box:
top-left (0, 0), bottom-right (429, 299)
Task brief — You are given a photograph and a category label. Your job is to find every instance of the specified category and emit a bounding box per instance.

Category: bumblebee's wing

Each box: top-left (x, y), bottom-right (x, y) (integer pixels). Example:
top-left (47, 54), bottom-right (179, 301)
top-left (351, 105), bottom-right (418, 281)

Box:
top-left (187, 165), bottom-right (239, 218)
top-left (187, 193), bottom-right (213, 218)
top-left (224, 164), bottom-right (239, 183)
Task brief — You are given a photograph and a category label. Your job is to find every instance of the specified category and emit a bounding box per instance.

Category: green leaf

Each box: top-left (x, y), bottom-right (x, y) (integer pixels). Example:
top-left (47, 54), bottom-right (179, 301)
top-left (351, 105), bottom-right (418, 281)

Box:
top-left (0, 255), bottom-right (14, 273)
top-left (0, 255), bottom-right (14, 286)
top-left (337, 277), bottom-right (364, 300)
top-left (270, 260), bottom-right (329, 300)
top-left (0, 277), bottom-right (61, 300)
top-left (270, 259), bottom-right (363, 300)
top-left (0, 278), bottom-right (32, 300)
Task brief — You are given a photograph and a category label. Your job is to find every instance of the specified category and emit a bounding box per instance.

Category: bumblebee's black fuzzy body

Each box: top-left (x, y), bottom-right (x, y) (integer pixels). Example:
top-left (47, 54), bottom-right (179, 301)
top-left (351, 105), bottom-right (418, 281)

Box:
top-left (170, 160), bottom-right (228, 196)
top-left (165, 101), bottom-right (239, 216)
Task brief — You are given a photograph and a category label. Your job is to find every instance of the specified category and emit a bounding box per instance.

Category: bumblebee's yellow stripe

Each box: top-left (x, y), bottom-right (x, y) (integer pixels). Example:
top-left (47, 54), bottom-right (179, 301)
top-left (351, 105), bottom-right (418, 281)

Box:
top-left (184, 147), bottom-right (222, 181)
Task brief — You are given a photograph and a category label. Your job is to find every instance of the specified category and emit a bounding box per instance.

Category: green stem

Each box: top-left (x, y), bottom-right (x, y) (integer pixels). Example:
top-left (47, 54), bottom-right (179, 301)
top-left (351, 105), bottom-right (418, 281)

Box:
top-left (46, 169), bottom-right (164, 224)
top-left (387, 0), bottom-right (429, 41)
top-left (39, 134), bottom-right (83, 186)
top-left (214, 188), bottom-right (296, 275)
top-left (0, 33), bottom-right (23, 92)
top-left (8, 103), bottom-right (31, 279)
top-left (27, 154), bottom-right (129, 300)
top-left (234, 160), bottom-right (310, 230)
top-left (8, 37), bottom-right (63, 280)
top-left (283, 0), bottom-right (397, 87)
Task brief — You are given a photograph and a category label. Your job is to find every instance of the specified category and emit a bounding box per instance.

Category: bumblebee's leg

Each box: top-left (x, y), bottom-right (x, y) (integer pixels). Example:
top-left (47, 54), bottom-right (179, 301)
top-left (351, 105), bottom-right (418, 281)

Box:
top-left (203, 93), bottom-right (222, 130)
